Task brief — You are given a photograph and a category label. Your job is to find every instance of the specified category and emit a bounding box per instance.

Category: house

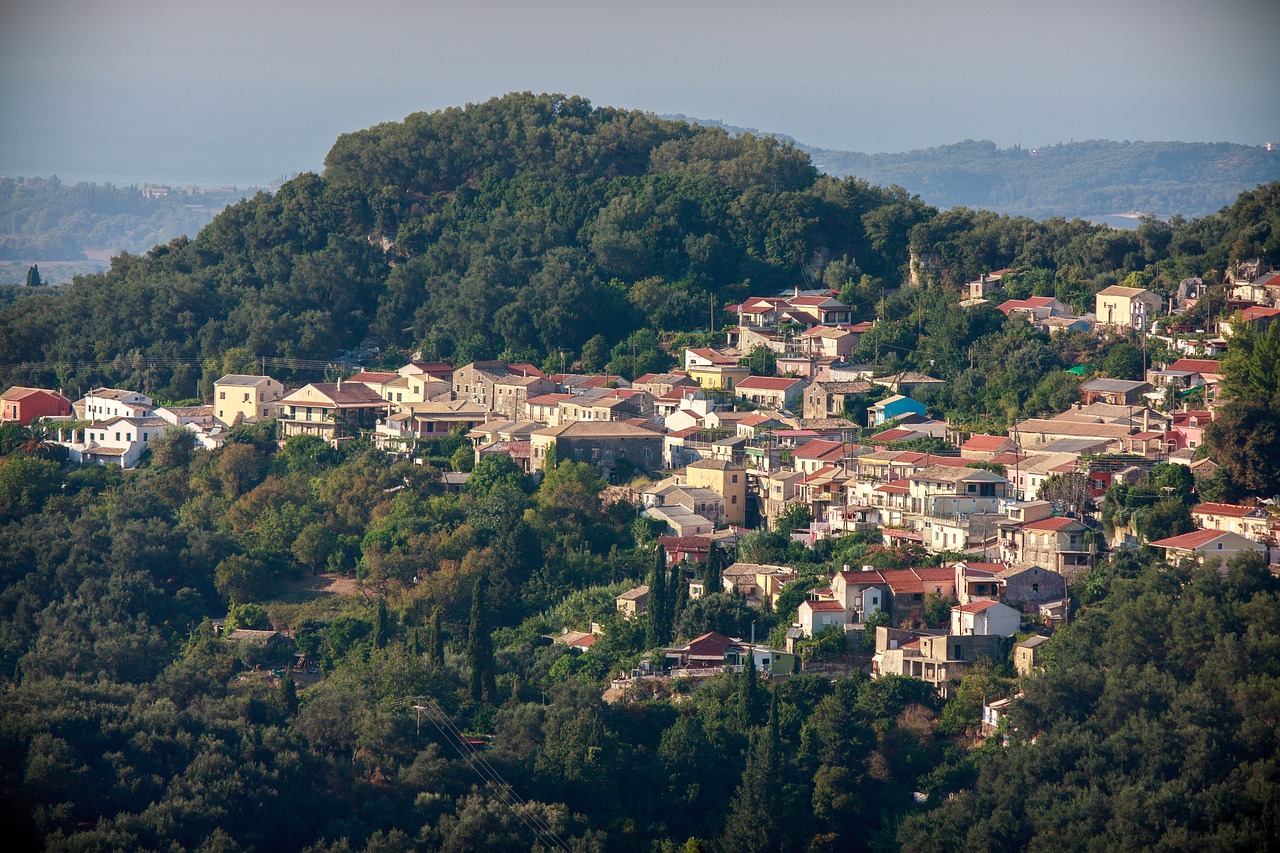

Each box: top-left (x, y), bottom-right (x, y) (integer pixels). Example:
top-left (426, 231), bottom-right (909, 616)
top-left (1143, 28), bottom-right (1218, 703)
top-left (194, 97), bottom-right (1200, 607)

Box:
top-left (798, 599), bottom-right (849, 637)
top-left (277, 381), bottom-right (388, 441)
top-left (1148, 529), bottom-right (1266, 567)
top-left (950, 600), bottom-right (1020, 637)
top-left (399, 360), bottom-right (455, 383)
top-left (674, 632), bottom-right (735, 669)
top-left (1191, 503), bottom-right (1271, 541)
top-left (1013, 635), bottom-right (1049, 676)
top-left (982, 696), bottom-right (1015, 736)
top-left (80, 388), bottom-right (153, 421)
top-left (453, 361), bottom-right (523, 410)
top-left (616, 585), bottom-right (650, 618)
top-left (529, 421), bottom-right (663, 479)
top-left (804, 380), bottom-right (873, 419)
top-left (1000, 515), bottom-right (1094, 577)
top-left (55, 415), bottom-right (170, 468)
top-left (1096, 285), bottom-right (1162, 331)
top-left (684, 348), bottom-right (750, 391)
top-left (642, 480), bottom-right (728, 528)
top-left (996, 564), bottom-right (1067, 613)
top-left (492, 374), bottom-right (557, 420)
top-left (796, 325), bottom-right (859, 359)
top-left (735, 376), bottom-right (806, 411)
top-left (868, 394), bottom-right (926, 428)
top-left (960, 434), bottom-right (1019, 460)
top-left (684, 458), bottom-right (747, 526)
top-left (996, 295), bottom-right (1071, 320)
top-left (1080, 378), bottom-right (1153, 406)
top-left (0, 386), bottom-right (72, 425)
top-left (214, 374), bottom-right (286, 424)
top-left (873, 627), bottom-right (1008, 698)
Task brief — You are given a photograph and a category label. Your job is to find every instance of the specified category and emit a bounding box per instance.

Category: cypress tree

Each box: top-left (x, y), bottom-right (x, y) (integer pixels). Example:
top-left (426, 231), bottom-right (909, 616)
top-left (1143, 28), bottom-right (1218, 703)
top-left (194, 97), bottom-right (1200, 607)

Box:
top-left (468, 576), bottom-right (496, 702)
top-left (427, 608), bottom-right (445, 669)
top-left (721, 687), bottom-right (783, 853)
top-left (671, 559), bottom-right (689, 629)
top-left (280, 668), bottom-right (298, 716)
top-left (646, 543), bottom-right (668, 648)
top-left (703, 543), bottom-right (723, 593)
top-left (25, 264), bottom-right (41, 287)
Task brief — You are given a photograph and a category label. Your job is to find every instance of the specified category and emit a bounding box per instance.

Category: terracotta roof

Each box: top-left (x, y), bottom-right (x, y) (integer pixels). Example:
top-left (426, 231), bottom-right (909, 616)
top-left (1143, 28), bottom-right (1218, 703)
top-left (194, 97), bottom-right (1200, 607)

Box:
top-left (953, 600), bottom-right (1000, 614)
top-left (1192, 503), bottom-right (1259, 518)
top-left (737, 376), bottom-right (804, 391)
top-left (871, 427), bottom-right (918, 442)
top-left (963, 434), bottom-right (1013, 451)
top-left (658, 535), bottom-right (712, 552)
top-left (1149, 529), bottom-right (1230, 550)
top-left (525, 393), bottom-right (575, 406)
top-left (348, 371), bottom-right (398, 383)
top-left (793, 438), bottom-right (844, 460)
top-left (875, 481), bottom-right (911, 494)
top-left (1167, 358), bottom-right (1221, 375)
top-left (804, 600), bottom-right (847, 612)
top-left (1, 386), bottom-right (66, 402)
top-left (617, 585), bottom-right (650, 601)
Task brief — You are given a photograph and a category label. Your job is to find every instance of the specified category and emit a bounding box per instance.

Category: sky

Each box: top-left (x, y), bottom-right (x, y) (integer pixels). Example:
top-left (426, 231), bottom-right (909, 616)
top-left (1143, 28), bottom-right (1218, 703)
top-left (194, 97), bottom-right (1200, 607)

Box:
top-left (2, 0), bottom-right (1278, 187)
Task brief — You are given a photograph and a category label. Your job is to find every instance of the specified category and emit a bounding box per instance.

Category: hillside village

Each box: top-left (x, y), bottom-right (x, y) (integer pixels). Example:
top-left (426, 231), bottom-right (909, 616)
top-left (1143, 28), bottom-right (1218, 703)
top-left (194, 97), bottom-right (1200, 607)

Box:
top-left (5, 258), bottom-right (1277, 706)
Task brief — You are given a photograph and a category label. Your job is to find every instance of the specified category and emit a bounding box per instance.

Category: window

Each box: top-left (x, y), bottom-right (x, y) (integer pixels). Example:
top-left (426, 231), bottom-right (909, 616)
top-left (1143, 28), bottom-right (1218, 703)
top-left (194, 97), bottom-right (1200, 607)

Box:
top-left (243, 393), bottom-right (250, 402)
top-left (115, 432), bottom-right (121, 441)
top-left (732, 474), bottom-right (738, 483)
top-left (219, 392), bottom-right (225, 400)
top-left (732, 495), bottom-right (738, 504)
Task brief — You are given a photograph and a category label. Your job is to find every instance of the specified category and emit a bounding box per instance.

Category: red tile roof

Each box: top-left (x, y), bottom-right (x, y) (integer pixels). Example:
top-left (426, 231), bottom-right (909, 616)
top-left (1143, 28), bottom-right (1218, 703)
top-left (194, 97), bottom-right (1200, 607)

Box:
top-left (1167, 358), bottom-right (1221, 375)
top-left (737, 376), bottom-right (805, 391)
top-left (1149, 529), bottom-right (1230, 549)
top-left (1192, 503), bottom-right (1258, 518)
top-left (659, 535), bottom-right (712, 552)
top-left (793, 439), bottom-right (844, 460)
top-left (962, 434), bottom-right (1013, 451)
top-left (804, 600), bottom-right (847, 612)
top-left (953, 600), bottom-right (1000, 614)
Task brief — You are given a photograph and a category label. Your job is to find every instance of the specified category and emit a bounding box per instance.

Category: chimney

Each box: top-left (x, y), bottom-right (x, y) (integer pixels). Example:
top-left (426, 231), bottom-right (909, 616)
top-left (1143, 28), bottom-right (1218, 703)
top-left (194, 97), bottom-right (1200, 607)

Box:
top-left (1143, 408), bottom-right (1150, 432)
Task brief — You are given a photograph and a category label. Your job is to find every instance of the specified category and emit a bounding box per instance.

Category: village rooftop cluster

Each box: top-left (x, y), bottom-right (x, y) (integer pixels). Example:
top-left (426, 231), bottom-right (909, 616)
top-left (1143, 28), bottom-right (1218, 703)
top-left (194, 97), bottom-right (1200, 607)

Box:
top-left (4, 261), bottom-right (1278, 699)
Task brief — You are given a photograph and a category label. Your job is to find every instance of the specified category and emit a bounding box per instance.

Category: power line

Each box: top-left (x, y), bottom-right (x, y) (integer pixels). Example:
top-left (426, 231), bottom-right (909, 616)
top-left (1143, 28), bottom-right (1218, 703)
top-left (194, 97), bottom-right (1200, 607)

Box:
top-left (389, 696), bottom-right (573, 853)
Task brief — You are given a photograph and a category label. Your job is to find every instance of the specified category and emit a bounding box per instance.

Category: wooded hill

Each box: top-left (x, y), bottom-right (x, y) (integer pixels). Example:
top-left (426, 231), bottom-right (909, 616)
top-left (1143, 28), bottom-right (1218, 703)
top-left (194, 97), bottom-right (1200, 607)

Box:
top-left (2, 93), bottom-right (1280, 412)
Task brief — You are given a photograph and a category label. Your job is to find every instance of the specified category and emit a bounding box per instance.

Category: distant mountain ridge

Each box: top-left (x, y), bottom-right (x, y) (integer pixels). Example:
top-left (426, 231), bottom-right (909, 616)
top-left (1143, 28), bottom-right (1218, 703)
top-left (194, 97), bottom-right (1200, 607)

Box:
top-left (664, 115), bottom-right (1280, 221)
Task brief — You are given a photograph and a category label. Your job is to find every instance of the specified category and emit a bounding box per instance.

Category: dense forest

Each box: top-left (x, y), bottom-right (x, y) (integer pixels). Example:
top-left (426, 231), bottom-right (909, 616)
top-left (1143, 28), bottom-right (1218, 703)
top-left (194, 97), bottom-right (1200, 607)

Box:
top-left (2, 94), bottom-right (1280, 850)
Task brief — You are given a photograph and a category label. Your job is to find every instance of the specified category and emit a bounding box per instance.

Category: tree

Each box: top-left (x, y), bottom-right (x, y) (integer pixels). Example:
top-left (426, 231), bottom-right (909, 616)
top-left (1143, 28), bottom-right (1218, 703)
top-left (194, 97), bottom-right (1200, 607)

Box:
top-left (467, 576), bottom-right (497, 702)
top-left (426, 608), bottom-right (445, 669)
top-left (1101, 342), bottom-right (1144, 380)
top-left (149, 426), bottom-right (196, 469)
top-left (646, 544), bottom-right (669, 648)
top-left (721, 688), bottom-right (783, 853)
top-left (1204, 398), bottom-right (1280, 499)
top-left (25, 264), bottom-right (41, 287)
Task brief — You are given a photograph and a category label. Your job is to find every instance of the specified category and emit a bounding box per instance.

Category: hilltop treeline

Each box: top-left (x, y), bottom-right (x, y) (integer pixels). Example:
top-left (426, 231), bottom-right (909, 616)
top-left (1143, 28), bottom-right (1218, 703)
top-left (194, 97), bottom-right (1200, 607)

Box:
top-left (2, 93), bottom-right (1279, 401)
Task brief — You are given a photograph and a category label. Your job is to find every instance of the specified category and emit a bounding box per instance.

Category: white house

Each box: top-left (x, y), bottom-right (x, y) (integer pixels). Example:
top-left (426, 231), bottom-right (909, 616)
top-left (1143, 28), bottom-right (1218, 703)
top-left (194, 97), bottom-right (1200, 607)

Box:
top-left (798, 599), bottom-right (849, 637)
top-left (80, 388), bottom-right (154, 421)
top-left (949, 600), bottom-right (1020, 637)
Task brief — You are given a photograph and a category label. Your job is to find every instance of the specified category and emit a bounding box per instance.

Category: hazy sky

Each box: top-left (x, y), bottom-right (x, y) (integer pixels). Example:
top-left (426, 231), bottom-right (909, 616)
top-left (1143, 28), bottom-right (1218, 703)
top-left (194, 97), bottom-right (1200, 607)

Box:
top-left (2, 0), bottom-right (1278, 186)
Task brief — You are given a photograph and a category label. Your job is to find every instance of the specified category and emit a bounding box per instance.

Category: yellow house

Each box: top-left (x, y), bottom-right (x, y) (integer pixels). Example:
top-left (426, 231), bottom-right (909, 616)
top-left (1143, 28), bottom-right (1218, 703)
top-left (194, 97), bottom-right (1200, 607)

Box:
top-left (684, 458), bottom-right (747, 526)
top-left (684, 348), bottom-right (751, 391)
top-left (1095, 285), bottom-right (1162, 331)
top-left (214, 374), bottom-right (286, 425)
